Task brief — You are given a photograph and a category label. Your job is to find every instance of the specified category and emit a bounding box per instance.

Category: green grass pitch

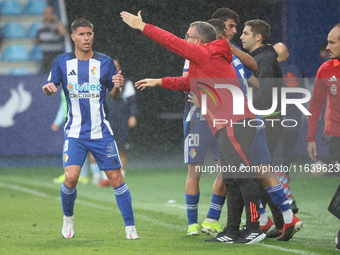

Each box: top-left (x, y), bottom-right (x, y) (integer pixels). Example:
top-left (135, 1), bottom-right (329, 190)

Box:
top-left (0, 166), bottom-right (340, 254)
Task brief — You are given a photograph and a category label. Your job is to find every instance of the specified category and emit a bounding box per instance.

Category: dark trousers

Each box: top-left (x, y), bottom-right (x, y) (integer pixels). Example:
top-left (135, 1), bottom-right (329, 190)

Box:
top-left (261, 115), bottom-right (284, 228)
top-left (216, 122), bottom-right (260, 231)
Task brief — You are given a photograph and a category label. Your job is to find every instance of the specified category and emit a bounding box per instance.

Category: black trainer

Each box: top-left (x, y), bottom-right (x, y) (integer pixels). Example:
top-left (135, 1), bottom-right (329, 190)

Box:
top-left (234, 227), bottom-right (266, 244)
top-left (266, 228), bottom-right (283, 238)
top-left (205, 228), bottom-right (240, 243)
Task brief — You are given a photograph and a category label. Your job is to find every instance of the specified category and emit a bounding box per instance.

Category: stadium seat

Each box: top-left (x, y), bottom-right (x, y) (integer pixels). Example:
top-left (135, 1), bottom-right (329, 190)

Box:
top-left (8, 67), bottom-right (30, 75)
top-left (23, 0), bottom-right (47, 15)
top-left (0, 0), bottom-right (22, 15)
top-left (30, 45), bottom-right (43, 60)
top-left (27, 22), bottom-right (41, 38)
top-left (3, 22), bottom-right (26, 39)
top-left (3, 45), bottom-right (29, 61)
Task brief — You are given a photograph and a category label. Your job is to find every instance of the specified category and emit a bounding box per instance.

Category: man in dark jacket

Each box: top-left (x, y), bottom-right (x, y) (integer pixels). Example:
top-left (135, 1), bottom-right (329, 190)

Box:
top-left (240, 20), bottom-right (302, 239)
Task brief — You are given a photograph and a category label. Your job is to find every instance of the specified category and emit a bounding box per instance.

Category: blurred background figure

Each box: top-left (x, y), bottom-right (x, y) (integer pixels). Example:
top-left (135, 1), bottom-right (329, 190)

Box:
top-left (98, 58), bottom-right (138, 187)
top-left (273, 42), bottom-right (304, 214)
top-left (33, 6), bottom-right (67, 74)
top-left (319, 42), bottom-right (330, 62)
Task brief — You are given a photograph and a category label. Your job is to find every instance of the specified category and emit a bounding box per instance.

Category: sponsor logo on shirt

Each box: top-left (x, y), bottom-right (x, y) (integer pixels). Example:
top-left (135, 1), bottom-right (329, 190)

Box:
top-left (328, 75), bottom-right (337, 82)
top-left (67, 83), bottom-right (101, 92)
top-left (67, 82), bottom-right (102, 99)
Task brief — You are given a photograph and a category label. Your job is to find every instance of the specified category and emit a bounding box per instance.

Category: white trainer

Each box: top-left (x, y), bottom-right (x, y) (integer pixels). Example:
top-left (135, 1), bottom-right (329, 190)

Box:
top-left (61, 215), bottom-right (75, 238)
top-left (126, 225), bottom-right (139, 240)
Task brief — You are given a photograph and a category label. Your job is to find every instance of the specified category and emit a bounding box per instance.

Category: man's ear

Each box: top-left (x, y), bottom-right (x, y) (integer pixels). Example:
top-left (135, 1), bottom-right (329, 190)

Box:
top-left (71, 33), bottom-right (75, 42)
top-left (255, 33), bottom-right (262, 43)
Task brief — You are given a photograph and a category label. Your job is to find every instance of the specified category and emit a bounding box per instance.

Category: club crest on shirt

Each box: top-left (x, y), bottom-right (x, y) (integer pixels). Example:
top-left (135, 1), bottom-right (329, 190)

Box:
top-left (64, 153), bottom-right (69, 163)
top-left (189, 148), bottom-right (196, 159)
top-left (331, 84), bottom-right (337, 95)
top-left (91, 66), bottom-right (97, 75)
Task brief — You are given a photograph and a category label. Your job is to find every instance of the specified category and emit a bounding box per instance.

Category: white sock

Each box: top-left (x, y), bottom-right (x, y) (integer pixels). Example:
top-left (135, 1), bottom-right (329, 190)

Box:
top-left (205, 218), bottom-right (218, 224)
top-left (259, 212), bottom-right (269, 226)
top-left (282, 209), bottom-right (293, 224)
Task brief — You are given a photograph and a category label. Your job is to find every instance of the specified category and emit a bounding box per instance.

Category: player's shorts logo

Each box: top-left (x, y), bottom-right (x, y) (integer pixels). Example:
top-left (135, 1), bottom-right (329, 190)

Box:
top-left (107, 143), bottom-right (116, 158)
top-left (91, 66), bottom-right (97, 75)
top-left (64, 153), bottom-right (69, 163)
top-left (189, 148), bottom-right (196, 159)
top-left (331, 84), bottom-right (337, 95)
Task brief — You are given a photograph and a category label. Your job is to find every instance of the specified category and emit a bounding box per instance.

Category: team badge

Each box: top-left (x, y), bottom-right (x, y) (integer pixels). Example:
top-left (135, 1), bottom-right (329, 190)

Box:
top-left (189, 148), bottom-right (196, 159)
top-left (284, 72), bottom-right (298, 87)
top-left (91, 66), bottom-right (97, 75)
top-left (107, 143), bottom-right (116, 158)
top-left (331, 84), bottom-right (337, 95)
top-left (64, 153), bottom-right (69, 163)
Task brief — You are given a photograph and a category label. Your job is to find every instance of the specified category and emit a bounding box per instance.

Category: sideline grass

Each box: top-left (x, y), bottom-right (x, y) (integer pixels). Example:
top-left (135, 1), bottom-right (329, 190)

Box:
top-left (0, 167), bottom-right (339, 254)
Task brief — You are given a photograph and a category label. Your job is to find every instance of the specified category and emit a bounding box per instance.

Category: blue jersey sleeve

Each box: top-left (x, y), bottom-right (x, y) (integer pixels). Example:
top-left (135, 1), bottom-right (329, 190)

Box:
top-left (106, 59), bottom-right (117, 91)
top-left (47, 57), bottom-right (62, 86)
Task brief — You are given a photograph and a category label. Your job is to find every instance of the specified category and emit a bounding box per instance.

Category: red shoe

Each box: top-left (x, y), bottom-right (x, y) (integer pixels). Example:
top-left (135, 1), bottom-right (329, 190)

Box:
top-left (97, 179), bottom-right (110, 187)
top-left (276, 214), bottom-right (302, 241)
top-left (260, 217), bottom-right (276, 234)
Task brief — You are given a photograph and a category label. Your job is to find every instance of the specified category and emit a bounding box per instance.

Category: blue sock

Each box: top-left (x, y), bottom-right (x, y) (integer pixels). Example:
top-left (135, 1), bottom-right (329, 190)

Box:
top-left (185, 193), bottom-right (200, 225)
top-left (60, 182), bottom-right (77, 216)
top-left (259, 199), bottom-right (266, 214)
top-left (266, 183), bottom-right (291, 212)
top-left (206, 194), bottom-right (226, 220)
top-left (114, 182), bottom-right (135, 226)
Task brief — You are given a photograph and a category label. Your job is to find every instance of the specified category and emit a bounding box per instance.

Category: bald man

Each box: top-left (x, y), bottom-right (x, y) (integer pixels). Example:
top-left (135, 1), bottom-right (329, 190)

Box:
top-left (307, 24), bottom-right (340, 250)
top-left (273, 42), bottom-right (304, 214)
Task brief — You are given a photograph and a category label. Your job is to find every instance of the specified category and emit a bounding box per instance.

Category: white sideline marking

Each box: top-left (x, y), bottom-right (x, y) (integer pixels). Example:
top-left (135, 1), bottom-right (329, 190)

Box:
top-left (260, 244), bottom-right (321, 255)
top-left (0, 182), bottom-right (185, 231)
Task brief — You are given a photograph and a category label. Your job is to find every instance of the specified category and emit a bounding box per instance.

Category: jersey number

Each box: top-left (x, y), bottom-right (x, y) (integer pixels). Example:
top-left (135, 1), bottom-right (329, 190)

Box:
top-left (189, 134), bottom-right (199, 147)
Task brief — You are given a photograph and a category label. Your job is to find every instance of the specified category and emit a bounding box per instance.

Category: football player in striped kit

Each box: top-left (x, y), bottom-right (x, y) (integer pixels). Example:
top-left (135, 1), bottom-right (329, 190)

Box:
top-left (42, 18), bottom-right (138, 240)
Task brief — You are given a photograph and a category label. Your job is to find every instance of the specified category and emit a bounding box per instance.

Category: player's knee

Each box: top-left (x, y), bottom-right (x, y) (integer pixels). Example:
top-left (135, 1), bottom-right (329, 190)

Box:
top-left (109, 170), bottom-right (124, 188)
top-left (64, 172), bottom-right (79, 187)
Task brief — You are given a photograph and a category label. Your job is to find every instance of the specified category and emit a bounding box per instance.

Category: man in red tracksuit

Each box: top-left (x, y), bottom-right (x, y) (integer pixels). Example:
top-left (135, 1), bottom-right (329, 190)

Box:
top-left (120, 11), bottom-right (267, 244)
top-left (307, 24), bottom-right (340, 250)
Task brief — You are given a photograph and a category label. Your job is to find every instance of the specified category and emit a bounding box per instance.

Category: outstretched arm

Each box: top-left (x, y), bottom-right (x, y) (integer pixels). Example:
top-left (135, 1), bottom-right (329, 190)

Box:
top-left (228, 41), bottom-right (257, 71)
top-left (120, 11), bottom-right (146, 31)
top-left (135, 78), bottom-right (162, 90)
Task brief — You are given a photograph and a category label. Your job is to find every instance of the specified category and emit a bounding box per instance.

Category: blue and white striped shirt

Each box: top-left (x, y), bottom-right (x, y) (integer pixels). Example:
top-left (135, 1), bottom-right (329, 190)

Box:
top-left (48, 51), bottom-right (116, 139)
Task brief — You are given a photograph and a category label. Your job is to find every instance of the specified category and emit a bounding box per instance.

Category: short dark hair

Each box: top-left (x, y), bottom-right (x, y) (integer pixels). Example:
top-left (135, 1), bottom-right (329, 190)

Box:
top-left (190, 21), bottom-right (216, 44)
top-left (211, 8), bottom-right (239, 24)
top-left (71, 18), bottom-right (93, 33)
top-left (206, 19), bottom-right (226, 39)
top-left (245, 19), bottom-right (270, 44)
